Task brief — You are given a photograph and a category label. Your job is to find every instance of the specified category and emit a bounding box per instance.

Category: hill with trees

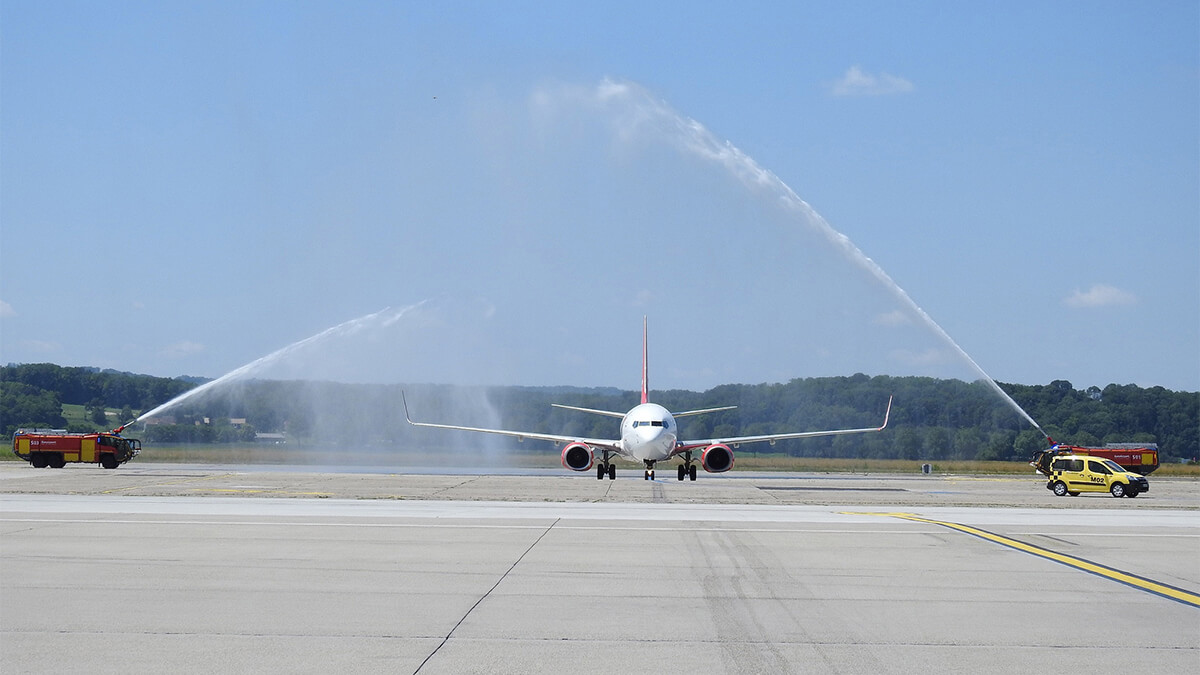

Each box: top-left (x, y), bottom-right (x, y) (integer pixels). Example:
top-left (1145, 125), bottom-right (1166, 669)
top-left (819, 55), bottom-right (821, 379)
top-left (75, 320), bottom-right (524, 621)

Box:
top-left (2, 363), bottom-right (1196, 462)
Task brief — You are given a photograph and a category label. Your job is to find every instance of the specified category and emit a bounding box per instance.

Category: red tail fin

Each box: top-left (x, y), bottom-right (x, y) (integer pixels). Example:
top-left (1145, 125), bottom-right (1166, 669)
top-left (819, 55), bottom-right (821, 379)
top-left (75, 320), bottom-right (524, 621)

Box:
top-left (641, 316), bottom-right (649, 404)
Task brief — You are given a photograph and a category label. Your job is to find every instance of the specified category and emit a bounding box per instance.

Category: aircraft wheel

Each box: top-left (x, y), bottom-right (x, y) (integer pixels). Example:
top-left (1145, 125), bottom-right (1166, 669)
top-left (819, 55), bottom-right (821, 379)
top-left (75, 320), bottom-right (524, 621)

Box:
top-left (677, 465), bottom-right (686, 481)
top-left (689, 464), bottom-right (697, 481)
top-left (608, 464), bottom-right (616, 480)
top-left (597, 464), bottom-right (606, 480)
top-left (649, 469), bottom-right (654, 480)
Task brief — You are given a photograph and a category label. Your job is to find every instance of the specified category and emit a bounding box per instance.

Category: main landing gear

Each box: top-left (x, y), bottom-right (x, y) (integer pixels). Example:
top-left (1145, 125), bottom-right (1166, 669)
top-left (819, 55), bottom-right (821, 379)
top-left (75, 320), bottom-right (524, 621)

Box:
top-left (676, 451), bottom-right (697, 481)
top-left (596, 457), bottom-right (616, 480)
top-left (672, 451), bottom-right (700, 478)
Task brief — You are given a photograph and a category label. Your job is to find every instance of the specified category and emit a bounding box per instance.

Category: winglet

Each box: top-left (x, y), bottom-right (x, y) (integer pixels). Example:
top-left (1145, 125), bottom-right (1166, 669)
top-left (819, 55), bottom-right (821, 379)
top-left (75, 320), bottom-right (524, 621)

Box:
top-left (641, 316), bottom-right (649, 404)
top-left (402, 391), bottom-right (415, 425)
top-left (878, 396), bottom-right (893, 430)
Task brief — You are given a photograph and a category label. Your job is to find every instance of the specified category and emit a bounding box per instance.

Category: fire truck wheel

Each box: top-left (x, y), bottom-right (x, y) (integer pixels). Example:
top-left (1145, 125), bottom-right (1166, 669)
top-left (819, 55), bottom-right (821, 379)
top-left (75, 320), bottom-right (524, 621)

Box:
top-left (30, 453), bottom-right (49, 468)
top-left (48, 454), bottom-right (66, 469)
top-left (1052, 481), bottom-right (1068, 497)
top-left (101, 455), bottom-right (120, 470)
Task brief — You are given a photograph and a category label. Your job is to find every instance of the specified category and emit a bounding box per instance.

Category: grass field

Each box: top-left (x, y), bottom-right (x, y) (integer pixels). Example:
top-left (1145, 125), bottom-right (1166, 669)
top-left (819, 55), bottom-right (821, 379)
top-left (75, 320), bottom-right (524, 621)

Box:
top-left (59, 404), bottom-right (132, 432)
top-left (5, 442), bottom-right (1198, 476)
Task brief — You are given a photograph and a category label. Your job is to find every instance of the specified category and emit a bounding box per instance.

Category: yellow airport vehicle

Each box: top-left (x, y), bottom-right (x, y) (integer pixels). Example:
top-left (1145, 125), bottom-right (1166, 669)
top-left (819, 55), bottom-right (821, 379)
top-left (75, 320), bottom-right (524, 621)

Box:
top-left (1045, 454), bottom-right (1150, 498)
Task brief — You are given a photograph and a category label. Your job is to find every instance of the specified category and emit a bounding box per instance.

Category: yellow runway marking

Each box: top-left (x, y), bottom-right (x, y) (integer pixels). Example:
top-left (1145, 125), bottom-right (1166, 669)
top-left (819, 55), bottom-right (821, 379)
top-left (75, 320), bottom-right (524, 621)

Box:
top-left (202, 488), bottom-right (333, 497)
top-left (100, 473), bottom-right (237, 494)
top-left (860, 512), bottom-right (1200, 608)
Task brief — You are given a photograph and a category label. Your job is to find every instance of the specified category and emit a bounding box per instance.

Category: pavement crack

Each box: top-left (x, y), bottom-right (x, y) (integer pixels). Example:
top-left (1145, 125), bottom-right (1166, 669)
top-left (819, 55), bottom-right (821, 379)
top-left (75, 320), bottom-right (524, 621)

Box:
top-left (412, 517), bottom-right (560, 674)
top-left (428, 476), bottom-right (481, 497)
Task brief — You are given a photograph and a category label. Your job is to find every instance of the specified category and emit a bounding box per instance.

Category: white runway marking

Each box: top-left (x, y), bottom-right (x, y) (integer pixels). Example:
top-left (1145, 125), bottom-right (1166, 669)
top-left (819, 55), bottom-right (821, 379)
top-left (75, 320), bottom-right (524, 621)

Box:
top-left (2, 493), bottom-right (1196, 528)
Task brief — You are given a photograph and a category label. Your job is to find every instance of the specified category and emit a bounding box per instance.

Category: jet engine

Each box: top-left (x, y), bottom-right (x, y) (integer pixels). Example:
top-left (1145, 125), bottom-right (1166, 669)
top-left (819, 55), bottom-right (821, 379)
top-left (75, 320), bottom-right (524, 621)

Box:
top-left (701, 443), bottom-right (734, 473)
top-left (561, 442), bottom-right (594, 471)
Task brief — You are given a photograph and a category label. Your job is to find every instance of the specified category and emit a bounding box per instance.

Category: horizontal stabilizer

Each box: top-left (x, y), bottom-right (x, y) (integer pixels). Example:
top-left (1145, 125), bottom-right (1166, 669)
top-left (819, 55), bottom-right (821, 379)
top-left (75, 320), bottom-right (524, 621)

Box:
top-left (551, 403), bottom-right (627, 419)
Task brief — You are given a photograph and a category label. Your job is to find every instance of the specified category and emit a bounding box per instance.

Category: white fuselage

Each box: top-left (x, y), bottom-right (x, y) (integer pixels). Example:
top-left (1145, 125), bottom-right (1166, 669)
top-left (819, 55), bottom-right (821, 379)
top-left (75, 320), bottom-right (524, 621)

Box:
top-left (619, 403), bottom-right (678, 462)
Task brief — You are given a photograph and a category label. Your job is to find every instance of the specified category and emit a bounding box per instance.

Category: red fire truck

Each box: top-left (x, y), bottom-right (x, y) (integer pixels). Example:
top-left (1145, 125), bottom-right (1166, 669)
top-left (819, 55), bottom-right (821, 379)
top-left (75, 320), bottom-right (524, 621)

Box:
top-left (1032, 441), bottom-right (1158, 477)
top-left (12, 425), bottom-right (140, 469)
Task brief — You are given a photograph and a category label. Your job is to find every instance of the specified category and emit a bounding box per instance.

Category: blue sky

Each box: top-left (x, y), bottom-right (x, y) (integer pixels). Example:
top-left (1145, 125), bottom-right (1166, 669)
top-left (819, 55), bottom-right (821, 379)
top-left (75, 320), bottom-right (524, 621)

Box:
top-left (2, 1), bottom-right (1197, 393)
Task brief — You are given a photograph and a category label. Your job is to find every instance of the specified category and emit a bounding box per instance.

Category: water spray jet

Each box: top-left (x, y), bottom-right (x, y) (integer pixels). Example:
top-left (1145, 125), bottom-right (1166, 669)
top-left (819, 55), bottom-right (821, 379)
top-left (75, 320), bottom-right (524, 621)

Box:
top-left (564, 79), bottom-right (1047, 434)
top-left (136, 303), bottom-right (429, 424)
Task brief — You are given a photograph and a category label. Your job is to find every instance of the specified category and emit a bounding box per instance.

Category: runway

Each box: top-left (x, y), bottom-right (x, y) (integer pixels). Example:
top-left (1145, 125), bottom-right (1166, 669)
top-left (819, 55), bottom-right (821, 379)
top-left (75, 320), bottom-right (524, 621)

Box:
top-left (2, 464), bottom-right (1197, 673)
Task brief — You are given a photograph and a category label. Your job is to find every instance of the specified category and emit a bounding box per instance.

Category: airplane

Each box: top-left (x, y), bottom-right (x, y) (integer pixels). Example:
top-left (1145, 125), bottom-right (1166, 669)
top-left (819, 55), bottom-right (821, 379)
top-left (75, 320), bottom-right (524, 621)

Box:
top-left (403, 317), bottom-right (892, 481)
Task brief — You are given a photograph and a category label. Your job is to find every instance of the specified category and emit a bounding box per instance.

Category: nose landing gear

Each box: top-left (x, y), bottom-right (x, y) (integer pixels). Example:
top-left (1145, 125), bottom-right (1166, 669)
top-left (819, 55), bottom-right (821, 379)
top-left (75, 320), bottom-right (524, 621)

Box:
top-left (643, 460), bottom-right (656, 481)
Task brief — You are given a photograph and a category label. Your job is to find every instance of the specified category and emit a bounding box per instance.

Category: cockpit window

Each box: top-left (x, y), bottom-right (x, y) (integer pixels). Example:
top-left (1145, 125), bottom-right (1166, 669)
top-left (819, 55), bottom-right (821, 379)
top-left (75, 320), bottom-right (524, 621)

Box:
top-left (633, 420), bottom-right (666, 428)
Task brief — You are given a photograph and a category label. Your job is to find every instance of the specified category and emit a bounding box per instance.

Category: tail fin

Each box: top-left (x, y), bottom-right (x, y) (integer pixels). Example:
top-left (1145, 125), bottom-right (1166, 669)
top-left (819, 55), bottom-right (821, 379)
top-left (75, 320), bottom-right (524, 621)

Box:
top-left (641, 316), bottom-right (649, 404)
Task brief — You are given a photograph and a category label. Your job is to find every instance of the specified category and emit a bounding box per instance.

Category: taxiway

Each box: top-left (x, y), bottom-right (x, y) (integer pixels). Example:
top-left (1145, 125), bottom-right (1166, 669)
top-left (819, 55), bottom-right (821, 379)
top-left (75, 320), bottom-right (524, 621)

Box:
top-left (2, 463), bottom-right (1197, 673)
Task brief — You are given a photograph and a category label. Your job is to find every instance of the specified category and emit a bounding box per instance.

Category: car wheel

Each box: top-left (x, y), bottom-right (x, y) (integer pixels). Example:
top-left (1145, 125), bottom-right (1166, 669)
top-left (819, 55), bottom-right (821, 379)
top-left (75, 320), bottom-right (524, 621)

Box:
top-left (1052, 481), bottom-right (1068, 497)
top-left (1110, 483), bottom-right (1126, 498)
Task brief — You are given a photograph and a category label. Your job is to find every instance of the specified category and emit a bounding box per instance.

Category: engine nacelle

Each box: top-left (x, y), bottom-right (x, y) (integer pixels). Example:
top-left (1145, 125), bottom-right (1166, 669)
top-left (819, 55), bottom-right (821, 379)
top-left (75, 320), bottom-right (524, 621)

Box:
top-left (561, 442), bottom-right (594, 471)
top-left (701, 444), bottom-right (734, 473)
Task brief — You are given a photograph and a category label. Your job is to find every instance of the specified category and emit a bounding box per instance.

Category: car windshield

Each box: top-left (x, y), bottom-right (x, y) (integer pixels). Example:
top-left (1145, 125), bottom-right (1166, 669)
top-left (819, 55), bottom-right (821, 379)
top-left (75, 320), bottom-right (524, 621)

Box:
top-left (1101, 459), bottom-right (1126, 473)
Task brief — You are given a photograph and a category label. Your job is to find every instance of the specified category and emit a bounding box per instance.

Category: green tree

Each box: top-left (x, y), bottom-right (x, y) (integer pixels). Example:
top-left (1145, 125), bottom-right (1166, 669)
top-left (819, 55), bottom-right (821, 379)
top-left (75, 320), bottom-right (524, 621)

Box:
top-left (86, 398), bottom-right (108, 426)
top-left (0, 382), bottom-right (67, 435)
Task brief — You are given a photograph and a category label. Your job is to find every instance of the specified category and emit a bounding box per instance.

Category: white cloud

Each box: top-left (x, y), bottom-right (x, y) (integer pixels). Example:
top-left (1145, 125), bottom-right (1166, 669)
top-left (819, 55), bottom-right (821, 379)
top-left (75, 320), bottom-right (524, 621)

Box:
top-left (874, 309), bottom-right (911, 327)
top-left (831, 66), bottom-right (915, 97)
top-left (889, 348), bottom-right (949, 367)
top-left (1064, 284), bottom-right (1137, 308)
top-left (161, 341), bottom-right (206, 358)
top-left (21, 339), bottom-right (61, 353)
top-left (0, 300), bottom-right (14, 318)
top-left (630, 289), bottom-right (655, 307)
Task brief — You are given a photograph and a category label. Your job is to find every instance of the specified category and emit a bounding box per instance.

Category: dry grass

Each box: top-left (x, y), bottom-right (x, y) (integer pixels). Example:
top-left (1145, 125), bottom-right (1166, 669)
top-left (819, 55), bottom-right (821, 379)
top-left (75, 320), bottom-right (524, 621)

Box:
top-left (6, 443), bottom-right (1197, 476)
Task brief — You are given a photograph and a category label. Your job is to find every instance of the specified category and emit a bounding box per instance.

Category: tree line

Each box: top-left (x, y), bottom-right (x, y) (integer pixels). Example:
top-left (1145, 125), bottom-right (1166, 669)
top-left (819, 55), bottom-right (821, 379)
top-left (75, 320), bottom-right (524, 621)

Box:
top-left (1, 363), bottom-right (1196, 461)
top-left (1, 364), bottom-right (192, 436)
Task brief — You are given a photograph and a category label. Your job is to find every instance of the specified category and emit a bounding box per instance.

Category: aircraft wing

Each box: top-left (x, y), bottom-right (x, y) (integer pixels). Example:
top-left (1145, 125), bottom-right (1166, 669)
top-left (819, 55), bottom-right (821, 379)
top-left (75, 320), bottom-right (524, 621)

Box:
top-left (676, 396), bottom-right (892, 452)
top-left (673, 405), bottom-right (738, 418)
top-left (403, 394), bottom-right (622, 452)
